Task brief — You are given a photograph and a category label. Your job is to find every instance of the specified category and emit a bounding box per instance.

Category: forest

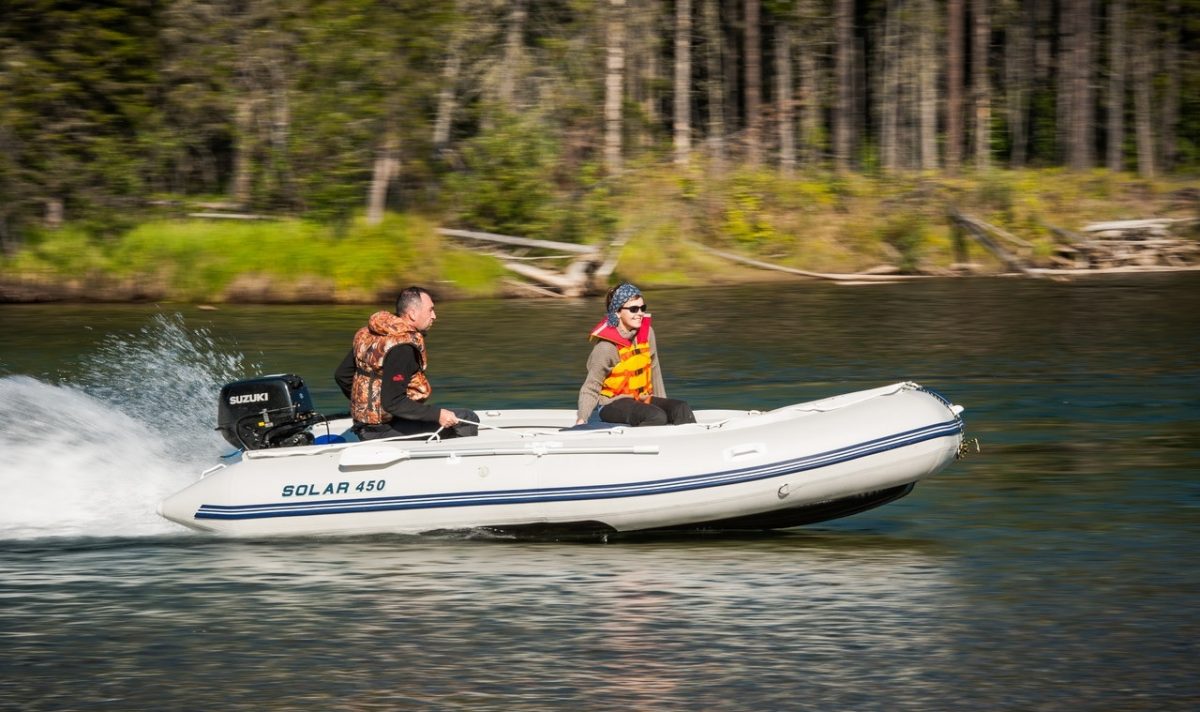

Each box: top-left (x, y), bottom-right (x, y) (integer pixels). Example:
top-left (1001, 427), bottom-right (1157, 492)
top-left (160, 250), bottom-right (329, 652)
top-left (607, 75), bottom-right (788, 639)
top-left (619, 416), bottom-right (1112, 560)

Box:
top-left (1, 0), bottom-right (1198, 299)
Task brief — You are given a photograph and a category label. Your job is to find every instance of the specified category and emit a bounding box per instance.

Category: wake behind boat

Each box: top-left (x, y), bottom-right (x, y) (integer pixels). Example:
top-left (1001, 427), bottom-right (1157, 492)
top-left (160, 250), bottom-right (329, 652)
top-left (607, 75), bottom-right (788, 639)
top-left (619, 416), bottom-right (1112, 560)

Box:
top-left (158, 378), bottom-right (966, 538)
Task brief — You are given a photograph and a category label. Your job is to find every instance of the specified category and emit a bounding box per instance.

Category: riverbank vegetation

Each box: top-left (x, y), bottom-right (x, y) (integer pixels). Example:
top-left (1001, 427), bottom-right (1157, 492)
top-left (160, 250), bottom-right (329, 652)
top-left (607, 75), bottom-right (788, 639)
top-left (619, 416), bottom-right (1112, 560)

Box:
top-left (4, 167), bottom-right (1195, 302)
top-left (1, 1), bottom-right (1198, 301)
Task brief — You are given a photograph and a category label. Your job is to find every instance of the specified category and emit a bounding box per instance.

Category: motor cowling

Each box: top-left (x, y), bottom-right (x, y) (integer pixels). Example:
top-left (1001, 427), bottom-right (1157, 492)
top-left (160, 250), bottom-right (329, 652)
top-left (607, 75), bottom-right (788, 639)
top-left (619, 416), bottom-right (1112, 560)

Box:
top-left (217, 374), bottom-right (320, 450)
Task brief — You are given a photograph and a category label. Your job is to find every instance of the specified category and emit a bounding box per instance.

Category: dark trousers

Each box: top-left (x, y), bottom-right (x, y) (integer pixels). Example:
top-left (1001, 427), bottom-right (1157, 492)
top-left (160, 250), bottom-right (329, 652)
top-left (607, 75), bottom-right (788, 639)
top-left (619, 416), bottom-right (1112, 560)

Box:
top-left (355, 408), bottom-right (480, 441)
top-left (599, 397), bottom-right (696, 427)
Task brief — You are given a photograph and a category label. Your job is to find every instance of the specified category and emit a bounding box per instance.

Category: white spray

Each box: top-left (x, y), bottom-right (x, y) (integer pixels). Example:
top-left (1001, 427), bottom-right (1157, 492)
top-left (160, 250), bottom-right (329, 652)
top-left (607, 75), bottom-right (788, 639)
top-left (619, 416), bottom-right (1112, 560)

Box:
top-left (0, 314), bottom-right (257, 540)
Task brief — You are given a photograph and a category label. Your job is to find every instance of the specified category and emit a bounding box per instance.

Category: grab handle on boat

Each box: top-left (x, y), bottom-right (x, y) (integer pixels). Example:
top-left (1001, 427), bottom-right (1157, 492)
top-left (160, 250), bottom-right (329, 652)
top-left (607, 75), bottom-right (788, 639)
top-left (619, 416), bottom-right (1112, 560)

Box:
top-left (724, 443), bottom-right (767, 460)
top-left (704, 411), bottom-right (763, 429)
top-left (339, 446), bottom-right (412, 469)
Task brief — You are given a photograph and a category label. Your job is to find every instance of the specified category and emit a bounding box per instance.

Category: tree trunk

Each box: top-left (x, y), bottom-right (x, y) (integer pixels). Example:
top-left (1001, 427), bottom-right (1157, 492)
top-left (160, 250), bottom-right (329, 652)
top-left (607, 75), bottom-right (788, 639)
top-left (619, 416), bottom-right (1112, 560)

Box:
top-left (499, 0), bottom-right (526, 110)
top-left (44, 198), bottom-right (64, 229)
top-left (918, 0), bottom-right (939, 171)
top-left (1032, 0), bottom-right (1054, 162)
top-left (880, 0), bottom-right (900, 173)
top-left (366, 132), bottom-right (400, 226)
top-left (604, 0), bottom-right (626, 175)
top-left (230, 95), bottom-right (255, 207)
top-left (744, 0), bottom-right (762, 166)
top-left (1107, 0), bottom-right (1125, 172)
top-left (629, 3), bottom-right (663, 148)
top-left (1066, 0), bottom-right (1081, 169)
top-left (776, 22), bottom-right (795, 177)
top-left (1006, 1), bottom-right (1031, 168)
top-left (1160, 0), bottom-right (1179, 171)
top-left (1065, 0), bottom-right (1094, 171)
top-left (834, 0), bottom-right (853, 172)
top-left (972, 0), bottom-right (990, 170)
top-left (902, 14), bottom-right (918, 169)
top-left (1080, 0), bottom-right (1095, 169)
top-left (268, 63), bottom-right (293, 207)
top-left (798, 31), bottom-right (819, 167)
top-left (674, 0), bottom-right (692, 167)
top-left (856, 36), bottom-right (868, 165)
top-left (702, 0), bottom-right (725, 165)
top-left (1056, 0), bottom-right (1069, 160)
top-left (1132, 18), bottom-right (1155, 178)
top-left (433, 12), bottom-right (466, 150)
top-left (946, 0), bottom-right (964, 173)
top-left (647, 5), bottom-right (667, 146)
top-left (725, 6), bottom-right (739, 158)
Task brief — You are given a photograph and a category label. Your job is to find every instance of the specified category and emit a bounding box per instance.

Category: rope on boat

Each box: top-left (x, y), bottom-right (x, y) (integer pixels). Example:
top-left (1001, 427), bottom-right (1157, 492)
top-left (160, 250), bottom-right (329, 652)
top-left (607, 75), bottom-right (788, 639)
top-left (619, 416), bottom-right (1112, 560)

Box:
top-left (424, 417), bottom-right (519, 443)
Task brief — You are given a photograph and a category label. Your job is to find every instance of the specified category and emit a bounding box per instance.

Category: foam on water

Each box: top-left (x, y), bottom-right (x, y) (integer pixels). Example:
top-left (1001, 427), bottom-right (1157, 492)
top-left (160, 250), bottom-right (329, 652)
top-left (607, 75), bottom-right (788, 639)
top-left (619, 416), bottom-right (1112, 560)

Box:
top-left (0, 314), bottom-right (257, 540)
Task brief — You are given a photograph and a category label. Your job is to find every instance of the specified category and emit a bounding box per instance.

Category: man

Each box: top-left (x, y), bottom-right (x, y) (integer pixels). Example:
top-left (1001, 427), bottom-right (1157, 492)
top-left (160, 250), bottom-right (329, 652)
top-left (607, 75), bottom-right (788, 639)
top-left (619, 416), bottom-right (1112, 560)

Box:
top-left (335, 286), bottom-right (479, 440)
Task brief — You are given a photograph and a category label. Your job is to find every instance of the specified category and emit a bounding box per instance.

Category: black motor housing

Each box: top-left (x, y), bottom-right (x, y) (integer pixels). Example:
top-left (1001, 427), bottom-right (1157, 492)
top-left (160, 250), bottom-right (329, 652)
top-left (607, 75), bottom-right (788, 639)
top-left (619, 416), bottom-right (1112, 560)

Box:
top-left (217, 374), bottom-right (320, 450)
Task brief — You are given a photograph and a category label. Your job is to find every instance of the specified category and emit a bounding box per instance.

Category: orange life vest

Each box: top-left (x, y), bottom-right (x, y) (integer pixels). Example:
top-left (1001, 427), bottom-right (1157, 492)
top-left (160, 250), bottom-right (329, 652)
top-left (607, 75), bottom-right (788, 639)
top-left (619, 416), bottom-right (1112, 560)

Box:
top-left (590, 317), bottom-right (654, 401)
top-left (350, 311), bottom-right (432, 424)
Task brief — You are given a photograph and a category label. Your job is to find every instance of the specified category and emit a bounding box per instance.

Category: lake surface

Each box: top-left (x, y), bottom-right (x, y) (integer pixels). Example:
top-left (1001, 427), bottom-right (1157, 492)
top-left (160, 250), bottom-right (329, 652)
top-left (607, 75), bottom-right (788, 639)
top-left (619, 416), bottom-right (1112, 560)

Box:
top-left (1, 276), bottom-right (1198, 710)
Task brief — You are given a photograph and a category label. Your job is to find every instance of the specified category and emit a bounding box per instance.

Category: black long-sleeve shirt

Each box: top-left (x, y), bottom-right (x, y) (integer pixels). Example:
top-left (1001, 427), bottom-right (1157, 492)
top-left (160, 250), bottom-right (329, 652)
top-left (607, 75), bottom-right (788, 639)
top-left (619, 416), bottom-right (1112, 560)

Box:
top-left (335, 345), bottom-right (441, 423)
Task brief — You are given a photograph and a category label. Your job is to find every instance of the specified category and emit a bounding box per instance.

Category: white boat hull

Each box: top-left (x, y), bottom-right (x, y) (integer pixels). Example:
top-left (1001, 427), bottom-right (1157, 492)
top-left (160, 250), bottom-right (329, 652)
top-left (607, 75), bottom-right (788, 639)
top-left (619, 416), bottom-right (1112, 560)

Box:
top-left (159, 382), bottom-right (964, 538)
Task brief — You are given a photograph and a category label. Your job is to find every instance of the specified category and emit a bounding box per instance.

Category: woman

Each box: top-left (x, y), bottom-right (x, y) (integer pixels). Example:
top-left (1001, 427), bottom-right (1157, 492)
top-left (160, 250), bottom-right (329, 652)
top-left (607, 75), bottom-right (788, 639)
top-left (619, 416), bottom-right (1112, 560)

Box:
top-left (575, 283), bottom-right (696, 427)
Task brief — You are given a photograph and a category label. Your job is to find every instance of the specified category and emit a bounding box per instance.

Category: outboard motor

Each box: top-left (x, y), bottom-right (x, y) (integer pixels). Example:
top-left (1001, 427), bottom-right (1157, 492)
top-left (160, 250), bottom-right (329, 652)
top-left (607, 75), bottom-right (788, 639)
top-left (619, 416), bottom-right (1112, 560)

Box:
top-left (217, 374), bottom-right (321, 450)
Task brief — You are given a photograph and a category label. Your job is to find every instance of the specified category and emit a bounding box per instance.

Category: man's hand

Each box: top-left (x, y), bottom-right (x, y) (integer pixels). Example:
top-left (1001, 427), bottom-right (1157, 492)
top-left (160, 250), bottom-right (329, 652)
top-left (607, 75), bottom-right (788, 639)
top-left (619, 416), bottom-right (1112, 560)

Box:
top-left (438, 409), bottom-right (460, 428)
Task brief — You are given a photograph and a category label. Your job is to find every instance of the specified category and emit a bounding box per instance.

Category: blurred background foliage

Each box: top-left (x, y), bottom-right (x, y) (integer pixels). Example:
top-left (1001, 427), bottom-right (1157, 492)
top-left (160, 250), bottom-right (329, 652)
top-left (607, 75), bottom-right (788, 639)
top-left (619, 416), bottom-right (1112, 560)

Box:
top-left (1, 0), bottom-right (1198, 301)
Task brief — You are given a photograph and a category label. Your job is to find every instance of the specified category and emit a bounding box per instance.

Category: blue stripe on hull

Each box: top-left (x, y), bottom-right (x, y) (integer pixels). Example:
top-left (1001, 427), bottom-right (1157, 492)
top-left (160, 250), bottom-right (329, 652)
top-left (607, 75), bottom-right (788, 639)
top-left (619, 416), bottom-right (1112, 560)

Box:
top-left (195, 419), bottom-right (963, 521)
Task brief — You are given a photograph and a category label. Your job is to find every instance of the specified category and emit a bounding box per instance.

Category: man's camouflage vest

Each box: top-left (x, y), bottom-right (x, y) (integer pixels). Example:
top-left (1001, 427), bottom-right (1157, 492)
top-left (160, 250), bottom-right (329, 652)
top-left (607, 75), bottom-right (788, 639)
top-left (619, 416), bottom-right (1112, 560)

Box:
top-left (589, 316), bottom-right (654, 401)
top-left (351, 310), bottom-right (432, 424)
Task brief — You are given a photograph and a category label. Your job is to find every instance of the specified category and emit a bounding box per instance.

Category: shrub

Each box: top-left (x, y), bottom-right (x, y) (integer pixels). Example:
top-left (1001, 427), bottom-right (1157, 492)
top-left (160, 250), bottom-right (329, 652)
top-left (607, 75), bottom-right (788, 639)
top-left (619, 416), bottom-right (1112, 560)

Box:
top-left (877, 213), bottom-right (927, 273)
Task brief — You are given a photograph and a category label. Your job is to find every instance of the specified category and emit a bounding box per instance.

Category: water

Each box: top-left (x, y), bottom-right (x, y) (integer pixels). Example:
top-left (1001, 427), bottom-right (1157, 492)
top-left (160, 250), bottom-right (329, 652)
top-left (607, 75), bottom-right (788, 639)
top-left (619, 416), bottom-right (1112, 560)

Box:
top-left (1, 276), bottom-right (1198, 710)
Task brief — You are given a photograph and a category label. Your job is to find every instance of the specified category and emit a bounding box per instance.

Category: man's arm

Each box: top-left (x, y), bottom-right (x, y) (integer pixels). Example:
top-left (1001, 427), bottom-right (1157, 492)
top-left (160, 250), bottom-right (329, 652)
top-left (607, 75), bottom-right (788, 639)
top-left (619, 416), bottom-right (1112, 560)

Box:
top-left (334, 349), bottom-right (355, 399)
top-left (380, 345), bottom-right (442, 422)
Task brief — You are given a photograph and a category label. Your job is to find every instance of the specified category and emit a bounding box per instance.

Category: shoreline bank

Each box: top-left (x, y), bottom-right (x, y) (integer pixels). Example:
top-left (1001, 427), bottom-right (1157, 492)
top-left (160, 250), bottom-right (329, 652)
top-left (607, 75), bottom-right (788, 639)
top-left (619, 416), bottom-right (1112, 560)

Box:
top-left (7, 264), bottom-right (1200, 305)
top-left (4, 170), bottom-right (1196, 305)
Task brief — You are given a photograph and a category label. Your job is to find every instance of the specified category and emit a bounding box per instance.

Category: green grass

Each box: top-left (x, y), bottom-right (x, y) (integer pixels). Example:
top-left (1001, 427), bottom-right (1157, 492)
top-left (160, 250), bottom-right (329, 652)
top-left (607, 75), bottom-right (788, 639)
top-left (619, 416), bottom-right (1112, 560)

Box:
top-left (0, 213), bottom-right (511, 302)
top-left (3, 168), bottom-right (1196, 301)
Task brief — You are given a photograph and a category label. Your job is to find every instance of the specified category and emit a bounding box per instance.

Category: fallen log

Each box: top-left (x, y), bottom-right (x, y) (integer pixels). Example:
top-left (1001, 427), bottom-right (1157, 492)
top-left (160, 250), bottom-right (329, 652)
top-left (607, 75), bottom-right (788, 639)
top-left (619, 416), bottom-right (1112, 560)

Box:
top-left (593, 229), bottom-right (632, 284)
top-left (1046, 218), bottom-right (1200, 271)
top-left (437, 228), bottom-right (599, 255)
top-left (1080, 218), bottom-right (1187, 233)
top-left (438, 226), bottom-right (604, 297)
top-left (948, 210), bottom-right (1041, 277)
top-left (501, 261), bottom-right (590, 297)
top-left (187, 212), bottom-right (273, 220)
top-left (688, 242), bottom-right (928, 282)
top-left (1027, 264), bottom-right (1200, 276)
top-left (500, 278), bottom-right (563, 298)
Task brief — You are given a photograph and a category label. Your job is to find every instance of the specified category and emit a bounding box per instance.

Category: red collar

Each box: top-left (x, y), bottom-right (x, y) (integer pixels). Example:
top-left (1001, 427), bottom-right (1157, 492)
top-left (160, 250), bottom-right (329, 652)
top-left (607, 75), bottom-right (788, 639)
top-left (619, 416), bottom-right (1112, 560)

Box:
top-left (589, 316), bottom-right (652, 347)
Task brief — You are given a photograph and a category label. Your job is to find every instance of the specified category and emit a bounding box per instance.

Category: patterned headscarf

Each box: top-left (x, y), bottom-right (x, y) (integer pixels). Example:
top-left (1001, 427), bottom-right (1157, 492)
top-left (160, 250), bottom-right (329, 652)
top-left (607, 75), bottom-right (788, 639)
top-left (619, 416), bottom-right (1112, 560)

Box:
top-left (606, 282), bottom-right (642, 327)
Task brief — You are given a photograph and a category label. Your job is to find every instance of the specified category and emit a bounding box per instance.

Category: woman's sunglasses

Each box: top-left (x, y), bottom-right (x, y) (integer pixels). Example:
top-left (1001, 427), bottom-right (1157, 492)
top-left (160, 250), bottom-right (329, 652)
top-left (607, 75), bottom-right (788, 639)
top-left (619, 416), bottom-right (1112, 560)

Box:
top-left (619, 304), bottom-right (649, 313)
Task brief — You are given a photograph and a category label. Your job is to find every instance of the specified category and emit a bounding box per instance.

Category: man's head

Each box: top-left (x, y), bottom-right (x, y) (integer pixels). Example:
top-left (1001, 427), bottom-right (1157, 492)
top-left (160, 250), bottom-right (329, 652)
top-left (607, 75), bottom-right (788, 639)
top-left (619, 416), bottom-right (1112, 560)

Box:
top-left (396, 286), bottom-right (436, 334)
top-left (605, 283), bottom-right (647, 331)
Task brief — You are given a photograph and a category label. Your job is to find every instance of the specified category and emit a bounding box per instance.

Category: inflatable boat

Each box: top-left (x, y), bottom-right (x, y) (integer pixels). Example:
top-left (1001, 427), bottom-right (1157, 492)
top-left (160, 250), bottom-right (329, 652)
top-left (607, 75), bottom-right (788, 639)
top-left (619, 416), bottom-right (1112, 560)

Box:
top-left (157, 377), bottom-right (966, 538)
